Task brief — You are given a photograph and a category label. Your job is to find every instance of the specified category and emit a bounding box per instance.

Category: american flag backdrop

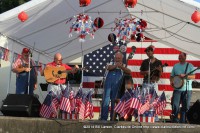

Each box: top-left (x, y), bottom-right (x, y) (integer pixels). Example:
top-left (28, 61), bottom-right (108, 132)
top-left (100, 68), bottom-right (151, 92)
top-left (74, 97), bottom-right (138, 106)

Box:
top-left (83, 38), bottom-right (200, 117)
top-left (83, 41), bottom-right (126, 88)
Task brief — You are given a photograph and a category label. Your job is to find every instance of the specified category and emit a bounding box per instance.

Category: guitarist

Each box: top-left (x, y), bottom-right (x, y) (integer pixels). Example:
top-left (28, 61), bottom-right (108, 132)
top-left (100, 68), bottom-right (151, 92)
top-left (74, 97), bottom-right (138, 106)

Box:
top-left (140, 45), bottom-right (163, 92)
top-left (140, 45), bottom-right (162, 122)
top-left (41, 53), bottom-right (72, 96)
top-left (170, 52), bottom-right (195, 123)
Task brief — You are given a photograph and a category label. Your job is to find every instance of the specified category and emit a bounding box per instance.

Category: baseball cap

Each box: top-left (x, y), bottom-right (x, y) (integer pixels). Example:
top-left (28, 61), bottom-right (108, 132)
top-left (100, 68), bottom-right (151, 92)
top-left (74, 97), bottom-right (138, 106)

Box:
top-left (145, 45), bottom-right (155, 52)
top-left (22, 48), bottom-right (30, 54)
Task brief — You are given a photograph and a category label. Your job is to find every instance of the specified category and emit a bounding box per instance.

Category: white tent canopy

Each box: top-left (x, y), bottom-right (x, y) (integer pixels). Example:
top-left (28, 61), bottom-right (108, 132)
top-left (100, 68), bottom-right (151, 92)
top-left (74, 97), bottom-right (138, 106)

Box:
top-left (0, 0), bottom-right (200, 64)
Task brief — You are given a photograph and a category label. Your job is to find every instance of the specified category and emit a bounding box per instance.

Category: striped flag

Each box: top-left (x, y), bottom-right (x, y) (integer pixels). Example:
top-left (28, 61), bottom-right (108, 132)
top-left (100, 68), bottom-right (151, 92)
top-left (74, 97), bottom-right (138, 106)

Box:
top-left (84, 91), bottom-right (94, 119)
top-left (79, 92), bottom-right (88, 120)
top-left (40, 94), bottom-right (59, 118)
top-left (154, 92), bottom-right (167, 115)
top-left (60, 88), bottom-right (73, 113)
top-left (129, 87), bottom-right (141, 110)
top-left (138, 101), bottom-right (150, 115)
top-left (114, 90), bottom-right (131, 117)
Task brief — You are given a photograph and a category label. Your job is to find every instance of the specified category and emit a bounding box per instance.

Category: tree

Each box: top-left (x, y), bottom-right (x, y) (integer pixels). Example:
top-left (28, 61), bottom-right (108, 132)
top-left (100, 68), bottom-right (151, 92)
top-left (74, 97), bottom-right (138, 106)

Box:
top-left (0, 0), bottom-right (30, 14)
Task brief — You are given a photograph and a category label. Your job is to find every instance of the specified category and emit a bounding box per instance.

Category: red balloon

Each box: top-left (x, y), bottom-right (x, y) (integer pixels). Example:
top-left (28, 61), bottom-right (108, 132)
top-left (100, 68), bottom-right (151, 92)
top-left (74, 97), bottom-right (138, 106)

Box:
top-left (140, 19), bottom-right (147, 29)
top-left (79, 0), bottom-right (91, 7)
top-left (124, 0), bottom-right (137, 8)
top-left (18, 11), bottom-right (28, 22)
top-left (191, 10), bottom-right (200, 23)
top-left (94, 17), bottom-right (104, 28)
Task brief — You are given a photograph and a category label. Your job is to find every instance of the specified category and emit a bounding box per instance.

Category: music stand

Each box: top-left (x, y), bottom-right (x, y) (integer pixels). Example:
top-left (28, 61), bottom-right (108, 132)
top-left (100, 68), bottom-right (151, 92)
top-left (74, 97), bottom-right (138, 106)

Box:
top-left (39, 83), bottom-right (48, 91)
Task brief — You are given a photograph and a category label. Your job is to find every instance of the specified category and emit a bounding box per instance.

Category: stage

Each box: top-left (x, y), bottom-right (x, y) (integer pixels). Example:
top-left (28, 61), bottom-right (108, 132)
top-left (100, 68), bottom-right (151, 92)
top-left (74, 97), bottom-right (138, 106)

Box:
top-left (0, 116), bottom-right (199, 133)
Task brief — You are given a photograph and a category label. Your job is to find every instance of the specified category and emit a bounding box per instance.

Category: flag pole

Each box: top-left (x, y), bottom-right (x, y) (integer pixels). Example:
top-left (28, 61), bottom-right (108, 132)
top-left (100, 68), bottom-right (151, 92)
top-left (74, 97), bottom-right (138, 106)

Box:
top-left (80, 41), bottom-right (84, 88)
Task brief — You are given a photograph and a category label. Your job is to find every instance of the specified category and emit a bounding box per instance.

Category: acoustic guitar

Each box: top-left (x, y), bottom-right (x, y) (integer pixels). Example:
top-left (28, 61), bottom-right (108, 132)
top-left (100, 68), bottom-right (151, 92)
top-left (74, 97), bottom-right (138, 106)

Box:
top-left (44, 66), bottom-right (87, 83)
top-left (150, 63), bottom-right (168, 82)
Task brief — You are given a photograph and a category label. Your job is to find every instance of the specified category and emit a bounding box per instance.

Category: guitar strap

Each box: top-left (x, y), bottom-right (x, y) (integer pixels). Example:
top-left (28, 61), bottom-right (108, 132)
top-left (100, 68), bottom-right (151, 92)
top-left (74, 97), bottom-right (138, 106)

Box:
top-left (184, 63), bottom-right (189, 74)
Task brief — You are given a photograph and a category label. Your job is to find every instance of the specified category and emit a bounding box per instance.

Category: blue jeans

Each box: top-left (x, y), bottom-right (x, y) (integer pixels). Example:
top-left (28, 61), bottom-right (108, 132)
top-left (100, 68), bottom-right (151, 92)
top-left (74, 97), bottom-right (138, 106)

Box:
top-left (171, 90), bottom-right (192, 123)
top-left (101, 69), bottom-right (122, 120)
top-left (16, 70), bottom-right (36, 95)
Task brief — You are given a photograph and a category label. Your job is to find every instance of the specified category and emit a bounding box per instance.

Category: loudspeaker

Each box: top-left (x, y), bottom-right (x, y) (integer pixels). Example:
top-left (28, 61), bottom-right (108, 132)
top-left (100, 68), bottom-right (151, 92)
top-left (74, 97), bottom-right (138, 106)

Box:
top-left (0, 94), bottom-right (41, 117)
top-left (187, 99), bottom-right (200, 124)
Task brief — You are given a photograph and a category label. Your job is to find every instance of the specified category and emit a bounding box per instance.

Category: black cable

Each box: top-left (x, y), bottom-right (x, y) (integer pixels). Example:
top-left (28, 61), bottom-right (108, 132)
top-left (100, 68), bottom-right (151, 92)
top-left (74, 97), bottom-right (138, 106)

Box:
top-left (166, 31), bottom-right (200, 44)
top-left (145, 21), bottom-right (184, 32)
top-left (44, 39), bottom-right (75, 54)
top-left (153, 22), bottom-right (187, 40)
top-left (87, 11), bottom-right (158, 14)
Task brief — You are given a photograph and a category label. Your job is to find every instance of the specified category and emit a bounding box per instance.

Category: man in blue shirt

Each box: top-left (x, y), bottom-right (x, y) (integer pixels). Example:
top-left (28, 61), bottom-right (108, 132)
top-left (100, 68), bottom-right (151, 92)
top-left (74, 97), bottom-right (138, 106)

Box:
top-left (170, 52), bottom-right (195, 123)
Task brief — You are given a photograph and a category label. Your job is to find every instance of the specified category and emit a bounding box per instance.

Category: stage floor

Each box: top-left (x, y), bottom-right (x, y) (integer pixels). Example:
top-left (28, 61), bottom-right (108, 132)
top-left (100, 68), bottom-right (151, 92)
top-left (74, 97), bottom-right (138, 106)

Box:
top-left (0, 116), bottom-right (199, 133)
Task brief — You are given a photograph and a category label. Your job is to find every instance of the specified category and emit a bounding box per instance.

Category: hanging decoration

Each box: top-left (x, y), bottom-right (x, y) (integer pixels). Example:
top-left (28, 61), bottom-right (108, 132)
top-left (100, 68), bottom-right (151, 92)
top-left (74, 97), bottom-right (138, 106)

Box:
top-left (18, 11), bottom-right (28, 22)
top-left (124, 0), bottom-right (137, 8)
top-left (113, 18), bottom-right (147, 43)
top-left (108, 33), bottom-right (117, 43)
top-left (68, 14), bottom-right (104, 42)
top-left (79, 0), bottom-right (92, 7)
top-left (93, 17), bottom-right (104, 28)
top-left (191, 10), bottom-right (200, 23)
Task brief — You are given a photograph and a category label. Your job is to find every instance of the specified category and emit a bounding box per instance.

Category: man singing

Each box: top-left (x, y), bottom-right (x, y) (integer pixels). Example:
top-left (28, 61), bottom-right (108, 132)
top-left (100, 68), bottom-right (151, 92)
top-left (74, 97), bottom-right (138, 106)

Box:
top-left (140, 45), bottom-right (162, 92)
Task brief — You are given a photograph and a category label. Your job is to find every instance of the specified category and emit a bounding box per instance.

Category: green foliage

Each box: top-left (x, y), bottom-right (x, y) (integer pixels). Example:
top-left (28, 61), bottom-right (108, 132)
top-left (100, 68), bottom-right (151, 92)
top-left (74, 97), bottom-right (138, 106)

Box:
top-left (0, 0), bottom-right (30, 13)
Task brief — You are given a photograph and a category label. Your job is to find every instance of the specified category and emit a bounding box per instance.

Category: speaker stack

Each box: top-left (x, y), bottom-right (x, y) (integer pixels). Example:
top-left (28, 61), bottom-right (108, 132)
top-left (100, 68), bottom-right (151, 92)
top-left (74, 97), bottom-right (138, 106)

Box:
top-left (0, 94), bottom-right (41, 117)
top-left (187, 99), bottom-right (200, 124)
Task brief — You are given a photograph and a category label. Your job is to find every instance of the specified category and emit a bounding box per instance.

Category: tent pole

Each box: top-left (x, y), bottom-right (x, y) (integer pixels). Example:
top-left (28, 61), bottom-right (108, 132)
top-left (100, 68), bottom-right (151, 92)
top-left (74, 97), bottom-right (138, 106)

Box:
top-left (80, 41), bottom-right (84, 88)
top-left (7, 41), bottom-right (14, 95)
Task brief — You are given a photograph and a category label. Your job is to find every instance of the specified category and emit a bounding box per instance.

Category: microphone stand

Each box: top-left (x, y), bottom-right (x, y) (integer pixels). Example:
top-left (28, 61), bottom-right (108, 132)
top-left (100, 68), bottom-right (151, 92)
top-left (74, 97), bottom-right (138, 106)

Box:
top-left (27, 52), bottom-right (31, 94)
top-left (148, 59), bottom-right (151, 85)
top-left (99, 64), bottom-right (109, 120)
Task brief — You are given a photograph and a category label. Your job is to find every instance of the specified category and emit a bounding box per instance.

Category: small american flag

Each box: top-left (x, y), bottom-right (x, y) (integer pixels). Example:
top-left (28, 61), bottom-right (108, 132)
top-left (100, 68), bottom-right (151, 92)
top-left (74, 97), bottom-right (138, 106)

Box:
top-left (84, 91), bottom-right (94, 119)
top-left (114, 90), bottom-right (131, 117)
top-left (138, 101), bottom-right (150, 115)
top-left (60, 88), bottom-right (72, 113)
top-left (155, 92), bottom-right (167, 115)
top-left (40, 94), bottom-right (59, 118)
top-left (129, 88), bottom-right (141, 110)
top-left (79, 92), bottom-right (87, 120)
top-left (74, 88), bottom-right (83, 113)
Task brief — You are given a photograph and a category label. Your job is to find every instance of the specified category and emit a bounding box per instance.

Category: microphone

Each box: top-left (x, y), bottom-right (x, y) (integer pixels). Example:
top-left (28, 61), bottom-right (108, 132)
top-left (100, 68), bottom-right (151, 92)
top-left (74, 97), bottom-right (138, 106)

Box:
top-left (28, 49), bottom-right (32, 57)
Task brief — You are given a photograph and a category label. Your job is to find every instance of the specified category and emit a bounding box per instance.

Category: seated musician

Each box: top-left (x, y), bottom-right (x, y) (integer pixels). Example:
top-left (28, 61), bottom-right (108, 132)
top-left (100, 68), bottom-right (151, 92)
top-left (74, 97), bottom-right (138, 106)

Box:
top-left (12, 48), bottom-right (38, 95)
top-left (100, 51), bottom-right (131, 121)
top-left (170, 52), bottom-right (195, 123)
top-left (140, 45), bottom-right (162, 92)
